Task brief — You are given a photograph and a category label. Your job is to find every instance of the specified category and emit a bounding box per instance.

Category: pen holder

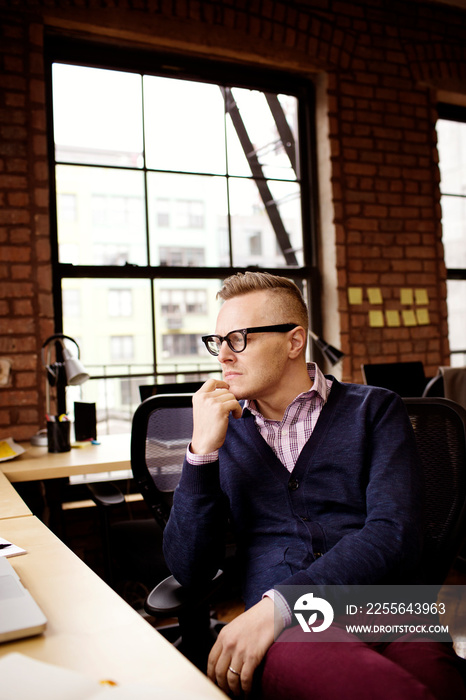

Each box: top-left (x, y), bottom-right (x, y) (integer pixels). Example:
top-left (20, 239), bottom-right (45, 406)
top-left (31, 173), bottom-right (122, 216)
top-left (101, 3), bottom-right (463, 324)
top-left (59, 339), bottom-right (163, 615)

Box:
top-left (47, 418), bottom-right (71, 453)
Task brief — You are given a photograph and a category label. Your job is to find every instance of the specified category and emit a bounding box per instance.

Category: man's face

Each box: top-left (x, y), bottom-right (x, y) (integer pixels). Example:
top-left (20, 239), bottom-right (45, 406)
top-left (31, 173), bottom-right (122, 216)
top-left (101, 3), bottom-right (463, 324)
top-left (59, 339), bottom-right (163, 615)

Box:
top-left (214, 290), bottom-right (295, 402)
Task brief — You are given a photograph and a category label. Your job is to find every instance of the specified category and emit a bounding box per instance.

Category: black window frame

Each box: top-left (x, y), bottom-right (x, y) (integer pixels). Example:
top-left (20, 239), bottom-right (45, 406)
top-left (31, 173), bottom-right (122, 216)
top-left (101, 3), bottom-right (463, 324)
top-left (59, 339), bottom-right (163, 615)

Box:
top-left (44, 33), bottom-right (321, 389)
top-left (437, 102), bottom-right (466, 363)
top-left (437, 102), bottom-right (466, 283)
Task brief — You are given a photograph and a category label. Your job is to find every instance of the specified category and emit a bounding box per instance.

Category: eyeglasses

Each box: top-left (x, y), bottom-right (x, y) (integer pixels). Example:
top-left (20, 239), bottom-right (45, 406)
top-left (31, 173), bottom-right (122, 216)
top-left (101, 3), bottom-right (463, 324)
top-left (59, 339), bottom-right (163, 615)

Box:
top-left (202, 323), bottom-right (298, 357)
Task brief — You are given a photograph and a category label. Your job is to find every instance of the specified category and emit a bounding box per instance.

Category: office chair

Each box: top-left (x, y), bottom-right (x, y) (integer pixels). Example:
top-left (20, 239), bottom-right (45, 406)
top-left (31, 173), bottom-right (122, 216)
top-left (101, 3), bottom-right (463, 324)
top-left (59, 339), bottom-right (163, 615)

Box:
top-left (362, 361), bottom-right (427, 397)
top-left (138, 380), bottom-right (204, 403)
top-left (131, 393), bottom-right (232, 669)
top-left (88, 393), bottom-right (230, 671)
top-left (423, 366), bottom-right (466, 411)
top-left (402, 397), bottom-right (466, 584)
top-left (422, 374), bottom-right (444, 398)
top-left (87, 383), bottom-right (202, 589)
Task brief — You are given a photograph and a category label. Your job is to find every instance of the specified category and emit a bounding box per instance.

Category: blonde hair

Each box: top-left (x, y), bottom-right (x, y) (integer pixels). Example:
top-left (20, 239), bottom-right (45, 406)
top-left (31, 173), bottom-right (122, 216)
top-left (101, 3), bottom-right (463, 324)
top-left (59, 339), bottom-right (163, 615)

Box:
top-left (217, 271), bottom-right (309, 331)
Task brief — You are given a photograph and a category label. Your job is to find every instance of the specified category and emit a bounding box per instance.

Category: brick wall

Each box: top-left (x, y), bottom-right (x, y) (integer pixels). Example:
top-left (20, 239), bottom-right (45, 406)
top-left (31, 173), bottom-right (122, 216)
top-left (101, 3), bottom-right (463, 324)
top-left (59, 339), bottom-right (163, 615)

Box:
top-left (1, 0), bottom-right (465, 439)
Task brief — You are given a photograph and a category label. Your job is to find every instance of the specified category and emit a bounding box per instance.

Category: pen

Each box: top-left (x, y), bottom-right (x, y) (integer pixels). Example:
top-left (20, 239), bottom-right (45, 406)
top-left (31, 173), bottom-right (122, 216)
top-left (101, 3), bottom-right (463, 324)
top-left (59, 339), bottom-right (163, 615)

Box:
top-left (0, 543), bottom-right (12, 550)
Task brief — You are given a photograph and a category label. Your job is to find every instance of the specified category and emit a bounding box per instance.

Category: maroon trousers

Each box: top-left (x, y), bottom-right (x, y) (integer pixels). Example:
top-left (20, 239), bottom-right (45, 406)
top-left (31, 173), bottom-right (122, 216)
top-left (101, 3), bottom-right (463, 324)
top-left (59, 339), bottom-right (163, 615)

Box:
top-left (260, 626), bottom-right (466, 700)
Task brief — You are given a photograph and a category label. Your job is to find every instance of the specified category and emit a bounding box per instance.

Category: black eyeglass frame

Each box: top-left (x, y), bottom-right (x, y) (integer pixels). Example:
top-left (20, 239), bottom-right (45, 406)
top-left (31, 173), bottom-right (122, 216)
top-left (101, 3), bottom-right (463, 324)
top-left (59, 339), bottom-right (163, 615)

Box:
top-left (201, 323), bottom-right (299, 356)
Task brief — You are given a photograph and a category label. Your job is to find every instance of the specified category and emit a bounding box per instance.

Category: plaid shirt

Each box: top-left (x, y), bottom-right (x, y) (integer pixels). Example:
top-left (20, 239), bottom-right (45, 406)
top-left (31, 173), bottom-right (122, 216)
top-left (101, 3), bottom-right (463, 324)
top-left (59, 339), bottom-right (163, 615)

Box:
top-left (187, 362), bottom-right (332, 469)
top-left (244, 363), bottom-right (332, 472)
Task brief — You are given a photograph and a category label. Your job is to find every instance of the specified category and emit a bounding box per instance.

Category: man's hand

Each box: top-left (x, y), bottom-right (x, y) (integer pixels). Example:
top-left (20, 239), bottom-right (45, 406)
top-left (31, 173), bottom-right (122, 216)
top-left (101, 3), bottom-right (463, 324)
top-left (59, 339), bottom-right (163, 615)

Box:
top-left (191, 379), bottom-right (242, 455)
top-left (207, 597), bottom-right (284, 697)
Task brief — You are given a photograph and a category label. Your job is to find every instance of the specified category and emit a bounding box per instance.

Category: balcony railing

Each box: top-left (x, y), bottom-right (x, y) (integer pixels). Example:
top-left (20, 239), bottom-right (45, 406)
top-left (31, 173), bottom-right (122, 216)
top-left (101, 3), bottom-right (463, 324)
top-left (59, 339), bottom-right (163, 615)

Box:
top-left (68, 351), bottom-right (466, 437)
top-left (67, 362), bottom-right (221, 435)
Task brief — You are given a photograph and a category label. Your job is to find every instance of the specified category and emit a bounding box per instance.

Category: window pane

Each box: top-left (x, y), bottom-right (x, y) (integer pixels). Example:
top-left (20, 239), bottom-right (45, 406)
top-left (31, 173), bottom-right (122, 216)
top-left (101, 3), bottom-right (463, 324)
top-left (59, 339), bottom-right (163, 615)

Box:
top-left (147, 172), bottom-right (228, 266)
top-left (229, 177), bottom-right (303, 267)
top-left (50, 56), bottom-right (311, 435)
top-left (108, 289), bottom-right (133, 317)
top-left (226, 89), bottom-right (298, 180)
top-left (56, 165), bottom-right (147, 265)
top-left (144, 76), bottom-right (227, 174)
top-left (52, 64), bottom-right (143, 168)
top-left (440, 195), bottom-right (466, 268)
top-left (447, 280), bottom-right (466, 356)
top-left (154, 279), bottom-right (221, 378)
top-left (437, 120), bottom-right (466, 195)
top-left (62, 279), bottom-right (154, 371)
top-left (437, 116), bottom-right (466, 364)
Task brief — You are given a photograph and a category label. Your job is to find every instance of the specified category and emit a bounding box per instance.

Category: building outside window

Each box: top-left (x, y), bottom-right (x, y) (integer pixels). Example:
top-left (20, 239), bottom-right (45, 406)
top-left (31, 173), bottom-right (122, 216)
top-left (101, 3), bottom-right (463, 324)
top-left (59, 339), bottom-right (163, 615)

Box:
top-left (162, 333), bottom-right (201, 357)
top-left (108, 289), bottom-right (133, 318)
top-left (62, 288), bottom-right (81, 318)
top-left (110, 336), bottom-right (135, 362)
top-left (47, 37), bottom-right (316, 433)
top-left (57, 193), bottom-right (77, 222)
top-left (437, 104), bottom-right (466, 366)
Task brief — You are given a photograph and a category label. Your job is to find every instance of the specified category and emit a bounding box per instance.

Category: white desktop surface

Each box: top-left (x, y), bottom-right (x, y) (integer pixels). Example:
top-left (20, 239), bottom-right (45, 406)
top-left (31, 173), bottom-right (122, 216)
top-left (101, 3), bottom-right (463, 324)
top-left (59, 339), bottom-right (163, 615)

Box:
top-left (2, 434), bottom-right (131, 483)
top-left (0, 515), bottom-right (224, 698)
top-left (0, 470), bottom-right (32, 519)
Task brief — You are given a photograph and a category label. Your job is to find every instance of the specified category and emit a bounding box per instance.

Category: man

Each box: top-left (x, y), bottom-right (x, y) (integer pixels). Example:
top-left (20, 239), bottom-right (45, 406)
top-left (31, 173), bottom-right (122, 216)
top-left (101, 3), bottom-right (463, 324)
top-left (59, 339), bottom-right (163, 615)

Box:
top-left (163, 271), bottom-right (465, 699)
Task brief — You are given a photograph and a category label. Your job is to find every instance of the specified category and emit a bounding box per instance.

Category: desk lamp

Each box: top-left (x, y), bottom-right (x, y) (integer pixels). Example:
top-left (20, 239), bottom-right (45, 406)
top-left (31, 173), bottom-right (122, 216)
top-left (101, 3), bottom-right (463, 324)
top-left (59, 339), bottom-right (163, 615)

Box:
top-left (309, 330), bottom-right (345, 367)
top-left (41, 334), bottom-right (89, 417)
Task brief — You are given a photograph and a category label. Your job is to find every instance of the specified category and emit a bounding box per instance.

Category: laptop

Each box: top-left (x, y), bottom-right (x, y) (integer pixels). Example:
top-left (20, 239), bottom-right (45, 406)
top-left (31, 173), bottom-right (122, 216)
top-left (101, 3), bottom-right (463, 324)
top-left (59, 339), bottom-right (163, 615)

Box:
top-left (0, 556), bottom-right (47, 642)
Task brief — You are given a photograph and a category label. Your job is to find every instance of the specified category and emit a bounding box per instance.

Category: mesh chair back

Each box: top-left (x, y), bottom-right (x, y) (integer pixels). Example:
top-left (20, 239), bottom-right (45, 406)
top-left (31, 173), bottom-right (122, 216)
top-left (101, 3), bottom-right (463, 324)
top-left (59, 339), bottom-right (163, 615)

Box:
top-left (131, 393), bottom-right (193, 529)
top-left (403, 397), bottom-right (466, 583)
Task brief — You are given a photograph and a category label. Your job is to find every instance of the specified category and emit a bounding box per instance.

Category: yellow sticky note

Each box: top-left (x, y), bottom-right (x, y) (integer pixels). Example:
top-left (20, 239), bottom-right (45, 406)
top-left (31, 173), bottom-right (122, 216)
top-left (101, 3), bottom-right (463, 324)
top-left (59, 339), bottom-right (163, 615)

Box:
top-left (402, 310), bottom-right (417, 326)
top-left (0, 441), bottom-right (16, 460)
top-left (415, 289), bottom-right (429, 305)
top-left (416, 308), bottom-right (430, 325)
top-left (369, 310), bottom-right (384, 327)
top-left (385, 310), bottom-right (401, 327)
top-left (348, 287), bottom-right (363, 304)
top-left (400, 289), bottom-right (413, 305)
top-left (367, 288), bottom-right (383, 304)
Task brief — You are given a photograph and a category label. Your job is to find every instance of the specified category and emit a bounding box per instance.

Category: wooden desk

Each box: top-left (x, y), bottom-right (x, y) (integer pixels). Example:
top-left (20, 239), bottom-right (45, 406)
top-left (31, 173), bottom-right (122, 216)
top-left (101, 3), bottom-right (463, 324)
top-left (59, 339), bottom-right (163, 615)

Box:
top-left (0, 515), bottom-right (224, 697)
top-left (0, 470), bottom-right (32, 519)
top-left (1, 434), bottom-right (131, 483)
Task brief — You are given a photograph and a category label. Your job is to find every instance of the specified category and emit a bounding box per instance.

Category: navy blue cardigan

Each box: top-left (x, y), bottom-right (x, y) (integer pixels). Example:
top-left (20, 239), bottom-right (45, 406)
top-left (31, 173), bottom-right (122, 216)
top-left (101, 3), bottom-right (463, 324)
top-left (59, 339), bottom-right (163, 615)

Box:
top-left (163, 379), bottom-right (423, 609)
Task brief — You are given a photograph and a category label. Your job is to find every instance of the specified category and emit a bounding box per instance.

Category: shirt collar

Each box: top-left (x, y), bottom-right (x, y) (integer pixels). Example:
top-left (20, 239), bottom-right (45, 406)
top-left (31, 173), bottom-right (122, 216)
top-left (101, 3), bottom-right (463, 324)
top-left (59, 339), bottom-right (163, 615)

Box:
top-left (243, 362), bottom-right (330, 416)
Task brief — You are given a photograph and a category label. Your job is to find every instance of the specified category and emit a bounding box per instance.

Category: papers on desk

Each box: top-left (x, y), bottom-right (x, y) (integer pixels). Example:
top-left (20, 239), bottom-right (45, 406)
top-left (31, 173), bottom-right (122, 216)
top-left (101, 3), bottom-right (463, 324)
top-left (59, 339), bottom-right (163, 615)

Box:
top-left (0, 653), bottom-right (209, 700)
top-left (0, 537), bottom-right (26, 558)
top-left (0, 438), bottom-right (25, 462)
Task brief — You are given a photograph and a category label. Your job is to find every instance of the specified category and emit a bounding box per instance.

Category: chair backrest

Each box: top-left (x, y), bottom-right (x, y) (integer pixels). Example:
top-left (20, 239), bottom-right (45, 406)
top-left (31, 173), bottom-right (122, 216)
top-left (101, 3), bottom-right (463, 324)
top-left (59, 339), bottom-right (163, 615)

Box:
top-left (138, 381), bottom-right (203, 402)
top-left (131, 393), bottom-right (193, 529)
top-left (422, 374), bottom-right (444, 398)
top-left (403, 397), bottom-right (466, 584)
top-left (362, 361), bottom-right (427, 397)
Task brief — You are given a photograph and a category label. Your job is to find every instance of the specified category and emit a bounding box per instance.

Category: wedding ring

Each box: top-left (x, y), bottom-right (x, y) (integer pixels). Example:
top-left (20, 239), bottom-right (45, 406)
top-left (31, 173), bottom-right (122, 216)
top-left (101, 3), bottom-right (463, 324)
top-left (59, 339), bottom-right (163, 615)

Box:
top-left (228, 665), bottom-right (240, 676)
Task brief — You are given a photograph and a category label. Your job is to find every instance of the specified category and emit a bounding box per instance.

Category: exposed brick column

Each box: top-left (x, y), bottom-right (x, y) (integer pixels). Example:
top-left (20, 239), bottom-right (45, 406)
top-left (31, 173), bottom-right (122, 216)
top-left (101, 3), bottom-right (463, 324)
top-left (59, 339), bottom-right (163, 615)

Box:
top-left (0, 15), bottom-right (52, 439)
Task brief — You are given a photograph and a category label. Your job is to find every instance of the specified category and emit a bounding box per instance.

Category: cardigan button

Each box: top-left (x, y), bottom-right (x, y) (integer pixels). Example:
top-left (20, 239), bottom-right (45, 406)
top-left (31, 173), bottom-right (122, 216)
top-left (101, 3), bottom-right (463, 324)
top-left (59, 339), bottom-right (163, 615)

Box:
top-left (288, 478), bottom-right (299, 491)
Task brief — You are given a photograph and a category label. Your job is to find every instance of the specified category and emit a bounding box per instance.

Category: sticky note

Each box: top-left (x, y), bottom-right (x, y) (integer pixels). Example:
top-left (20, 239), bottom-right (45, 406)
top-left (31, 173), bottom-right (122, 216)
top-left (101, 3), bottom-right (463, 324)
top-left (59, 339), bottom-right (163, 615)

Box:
top-left (415, 289), bottom-right (429, 305)
top-left (367, 288), bottom-right (383, 304)
top-left (348, 287), bottom-right (363, 304)
top-left (369, 310), bottom-right (384, 327)
top-left (416, 308), bottom-right (430, 325)
top-left (400, 289), bottom-right (413, 305)
top-left (0, 441), bottom-right (16, 460)
top-left (402, 310), bottom-right (417, 326)
top-left (385, 310), bottom-right (401, 327)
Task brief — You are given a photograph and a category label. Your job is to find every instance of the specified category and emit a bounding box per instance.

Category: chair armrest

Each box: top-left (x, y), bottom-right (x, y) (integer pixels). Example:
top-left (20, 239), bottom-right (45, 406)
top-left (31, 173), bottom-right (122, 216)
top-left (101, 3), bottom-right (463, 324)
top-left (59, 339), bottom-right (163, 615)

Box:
top-left (87, 481), bottom-right (125, 507)
top-left (144, 570), bottom-right (224, 617)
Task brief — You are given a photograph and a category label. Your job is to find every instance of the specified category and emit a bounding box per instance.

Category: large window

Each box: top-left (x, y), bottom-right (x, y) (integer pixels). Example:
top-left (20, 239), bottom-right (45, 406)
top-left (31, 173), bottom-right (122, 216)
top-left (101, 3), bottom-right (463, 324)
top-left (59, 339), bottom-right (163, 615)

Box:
top-left (46, 38), bottom-right (316, 433)
top-left (437, 104), bottom-right (466, 366)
